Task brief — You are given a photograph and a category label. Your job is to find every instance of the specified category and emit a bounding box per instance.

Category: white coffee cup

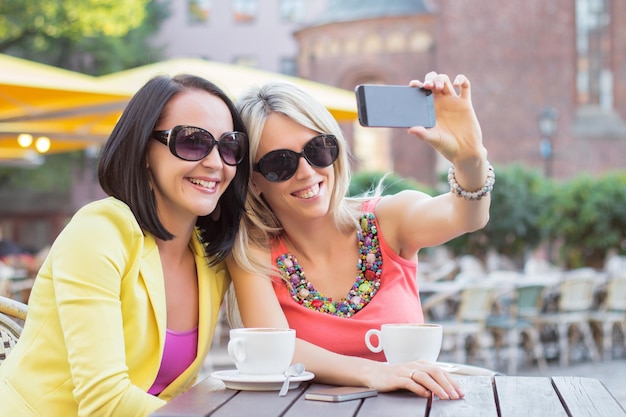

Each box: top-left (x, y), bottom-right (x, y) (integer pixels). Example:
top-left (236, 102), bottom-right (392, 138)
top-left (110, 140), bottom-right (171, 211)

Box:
top-left (227, 328), bottom-right (296, 375)
top-left (364, 323), bottom-right (442, 364)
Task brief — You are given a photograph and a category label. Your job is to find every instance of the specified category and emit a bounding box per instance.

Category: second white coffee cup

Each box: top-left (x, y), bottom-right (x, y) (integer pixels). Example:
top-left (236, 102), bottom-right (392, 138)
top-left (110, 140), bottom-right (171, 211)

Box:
top-left (364, 323), bottom-right (442, 364)
top-left (228, 328), bottom-right (296, 375)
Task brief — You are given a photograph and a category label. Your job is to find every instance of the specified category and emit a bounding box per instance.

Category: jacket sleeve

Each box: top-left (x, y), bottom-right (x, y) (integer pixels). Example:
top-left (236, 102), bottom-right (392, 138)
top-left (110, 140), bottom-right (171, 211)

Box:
top-left (50, 201), bottom-right (165, 416)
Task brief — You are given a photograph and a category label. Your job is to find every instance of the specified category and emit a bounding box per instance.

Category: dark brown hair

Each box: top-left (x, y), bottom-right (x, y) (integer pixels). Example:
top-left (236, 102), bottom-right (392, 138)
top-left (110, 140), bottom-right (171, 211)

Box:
top-left (98, 74), bottom-right (249, 263)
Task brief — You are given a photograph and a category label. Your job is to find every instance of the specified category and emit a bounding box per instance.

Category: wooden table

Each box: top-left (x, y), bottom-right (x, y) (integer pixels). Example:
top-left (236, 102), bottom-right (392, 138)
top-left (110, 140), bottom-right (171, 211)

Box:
top-left (150, 375), bottom-right (625, 417)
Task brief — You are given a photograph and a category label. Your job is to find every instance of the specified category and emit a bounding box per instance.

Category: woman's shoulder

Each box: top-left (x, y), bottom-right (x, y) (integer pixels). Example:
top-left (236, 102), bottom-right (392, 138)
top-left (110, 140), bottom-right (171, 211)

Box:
top-left (76, 196), bottom-right (131, 214)
top-left (75, 197), bottom-right (136, 223)
top-left (64, 197), bottom-right (143, 240)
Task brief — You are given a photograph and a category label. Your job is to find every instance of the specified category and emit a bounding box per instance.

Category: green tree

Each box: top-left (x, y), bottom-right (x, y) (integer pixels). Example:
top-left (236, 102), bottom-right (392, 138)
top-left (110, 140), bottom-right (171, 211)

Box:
top-left (0, 152), bottom-right (81, 192)
top-left (0, 0), bottom-right (168, 74)
top-left (540, 171), bottom-right (626, 268)
top-left (0, 0), bottom-right (150, 50)
top-left (445, 164), bottom-right (549, 265)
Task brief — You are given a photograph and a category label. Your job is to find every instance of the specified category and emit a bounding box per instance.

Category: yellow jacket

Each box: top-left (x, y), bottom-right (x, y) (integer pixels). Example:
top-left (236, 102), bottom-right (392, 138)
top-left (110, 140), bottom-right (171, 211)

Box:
top-left (0, 197), bottom-right (230, 417)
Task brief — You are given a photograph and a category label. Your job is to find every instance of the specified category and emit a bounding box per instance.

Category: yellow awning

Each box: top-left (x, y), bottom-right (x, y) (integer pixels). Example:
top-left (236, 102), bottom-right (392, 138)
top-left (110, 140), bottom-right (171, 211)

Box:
top-left (0, 54), bottom-right (128, 159)
top-left (97, 58), bottom-right (358, 123)
top-left (0, 55), bottom-right (357, 162)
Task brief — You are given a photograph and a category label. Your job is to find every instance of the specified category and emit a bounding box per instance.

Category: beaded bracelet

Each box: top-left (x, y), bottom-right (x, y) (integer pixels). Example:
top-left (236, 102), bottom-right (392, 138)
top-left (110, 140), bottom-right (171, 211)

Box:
top-left (448, 162), bottom-right (495, 201)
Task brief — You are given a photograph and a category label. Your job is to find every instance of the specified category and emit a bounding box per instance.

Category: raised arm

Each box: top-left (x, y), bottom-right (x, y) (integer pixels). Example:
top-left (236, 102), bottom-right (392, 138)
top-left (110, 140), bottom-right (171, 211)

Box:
top-left (376, 72), bottom-right (492, 259)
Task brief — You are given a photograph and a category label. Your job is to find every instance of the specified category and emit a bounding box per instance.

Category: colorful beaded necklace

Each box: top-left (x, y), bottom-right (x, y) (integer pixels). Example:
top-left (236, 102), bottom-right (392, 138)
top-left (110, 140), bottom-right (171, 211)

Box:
top-left (276, 213), bottom-right (382, 318)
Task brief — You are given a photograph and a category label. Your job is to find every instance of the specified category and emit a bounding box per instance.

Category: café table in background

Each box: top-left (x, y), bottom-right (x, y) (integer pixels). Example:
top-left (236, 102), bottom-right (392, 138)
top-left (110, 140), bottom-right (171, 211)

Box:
top-left (150, 375), bottom-right (625, 417)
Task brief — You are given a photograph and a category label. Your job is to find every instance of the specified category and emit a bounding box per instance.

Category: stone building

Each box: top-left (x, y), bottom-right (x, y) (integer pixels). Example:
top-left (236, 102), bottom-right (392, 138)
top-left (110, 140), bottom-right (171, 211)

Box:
top-left (294, 0), bottom-right (626, 183)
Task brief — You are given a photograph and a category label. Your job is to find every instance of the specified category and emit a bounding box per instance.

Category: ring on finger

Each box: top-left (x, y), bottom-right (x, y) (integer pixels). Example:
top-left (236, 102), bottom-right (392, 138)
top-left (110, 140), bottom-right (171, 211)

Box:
top-left (409, 369), bottom-right (417, 379)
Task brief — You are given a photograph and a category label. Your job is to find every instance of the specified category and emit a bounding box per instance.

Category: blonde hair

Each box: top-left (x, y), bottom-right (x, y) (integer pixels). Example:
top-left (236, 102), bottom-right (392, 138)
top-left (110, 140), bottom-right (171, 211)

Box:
top-left (231, 81), bottom-right (373, 279)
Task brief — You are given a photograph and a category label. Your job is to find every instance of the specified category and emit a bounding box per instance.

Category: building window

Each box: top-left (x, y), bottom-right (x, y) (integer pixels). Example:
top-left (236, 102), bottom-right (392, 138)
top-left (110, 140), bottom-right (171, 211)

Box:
top-left (188, 0), bottom-right (212, 24)
top-left (279, 57), bottom-right (297, 76)
top-left (232, 0), bottom-right (258, 24)
top-left (279, 0), bottom-right (306, 23)
top-left (576, 0), bottom-right (612, 109)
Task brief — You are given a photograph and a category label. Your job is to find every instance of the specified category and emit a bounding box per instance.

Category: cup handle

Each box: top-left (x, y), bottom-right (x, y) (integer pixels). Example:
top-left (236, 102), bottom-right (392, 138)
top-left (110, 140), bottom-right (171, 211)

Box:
top-left (227, 337), bottom-right (246, 362)
top-left (364, 329), bottom-right (383, 353)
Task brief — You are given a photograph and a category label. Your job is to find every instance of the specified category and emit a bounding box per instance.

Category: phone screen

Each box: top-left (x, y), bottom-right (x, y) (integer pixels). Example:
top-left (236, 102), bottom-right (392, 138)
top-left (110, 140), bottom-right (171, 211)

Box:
top-left (355, 84), bottom-right (435, 128)
top-left (304, 386), bottom-right (378, 402)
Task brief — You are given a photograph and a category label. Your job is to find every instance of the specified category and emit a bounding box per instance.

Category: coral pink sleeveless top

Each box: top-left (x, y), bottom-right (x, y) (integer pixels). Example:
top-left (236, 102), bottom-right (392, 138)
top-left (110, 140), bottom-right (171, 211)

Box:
top-left (148, 327), bottom-right (198, 395)
top-left (271, 199), bottom-right (423, 361)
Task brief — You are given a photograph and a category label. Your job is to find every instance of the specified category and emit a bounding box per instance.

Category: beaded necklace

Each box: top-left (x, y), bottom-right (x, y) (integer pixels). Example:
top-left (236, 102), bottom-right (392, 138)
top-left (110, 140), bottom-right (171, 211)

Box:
top-left (276, 213), bottom-right (382, 318)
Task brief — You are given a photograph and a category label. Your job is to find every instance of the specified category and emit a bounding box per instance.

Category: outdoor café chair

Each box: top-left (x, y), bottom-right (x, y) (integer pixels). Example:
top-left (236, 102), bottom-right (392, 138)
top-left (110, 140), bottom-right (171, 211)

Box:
top-left (425, 284), bottom-right (497, 369)
top-left (0, 295), bottom-right (27, 365)
top-left (589, 276), bottom-right (626, 360)
top-left (487, 284), bottom-right (548, 374)
top-left (535, 275), bottom-right (601, 366)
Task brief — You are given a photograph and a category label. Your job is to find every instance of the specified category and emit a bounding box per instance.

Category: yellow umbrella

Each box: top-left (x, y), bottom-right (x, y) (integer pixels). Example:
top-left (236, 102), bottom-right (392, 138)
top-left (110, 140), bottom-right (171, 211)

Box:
top-left (1, 55), bottom-right (358, 162)
top-left (0, 54), bottom-right (128, 159)
top-left (97, 58), bottom-right (358, 122)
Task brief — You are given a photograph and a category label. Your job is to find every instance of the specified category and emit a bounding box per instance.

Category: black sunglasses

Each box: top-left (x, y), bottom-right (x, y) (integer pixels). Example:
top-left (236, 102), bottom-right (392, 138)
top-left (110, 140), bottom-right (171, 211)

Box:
top-left (152, 125), bottom-right (247, 166)
top-left (253, 134), bottom-right (339, 182)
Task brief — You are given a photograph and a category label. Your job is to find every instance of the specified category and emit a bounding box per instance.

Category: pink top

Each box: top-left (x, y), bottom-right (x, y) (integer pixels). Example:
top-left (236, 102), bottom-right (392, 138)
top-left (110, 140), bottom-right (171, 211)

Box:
top-left (148, 326), bottom-right (198, 395)
top-left (271, 199), bottom-right (424, 361)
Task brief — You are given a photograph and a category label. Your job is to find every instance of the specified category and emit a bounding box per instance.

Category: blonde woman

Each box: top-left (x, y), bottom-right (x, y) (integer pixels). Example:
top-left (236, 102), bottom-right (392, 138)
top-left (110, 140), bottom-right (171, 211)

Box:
top-left (228, 72), bottom-right (493, 399)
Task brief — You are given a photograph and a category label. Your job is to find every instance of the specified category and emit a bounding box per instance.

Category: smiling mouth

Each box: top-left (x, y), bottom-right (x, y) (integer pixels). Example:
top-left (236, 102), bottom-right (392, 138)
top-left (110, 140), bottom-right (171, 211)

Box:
top-left (189, 178), bottom-right (217, 190)
top-left (293, 183), bottom-right (320, 199)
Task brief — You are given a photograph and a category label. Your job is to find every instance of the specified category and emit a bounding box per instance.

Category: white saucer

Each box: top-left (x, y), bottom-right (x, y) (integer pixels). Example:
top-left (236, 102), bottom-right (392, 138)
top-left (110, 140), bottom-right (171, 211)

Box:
top-left (210, 369), bottom-right (315, 391)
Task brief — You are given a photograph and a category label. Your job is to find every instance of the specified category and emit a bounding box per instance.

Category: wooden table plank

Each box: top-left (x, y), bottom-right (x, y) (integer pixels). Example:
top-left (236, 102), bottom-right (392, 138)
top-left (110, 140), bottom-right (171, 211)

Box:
top-left (429, 376), bottom-right (498, 417)
top-left (551, 376), bottom-right (626, 417)
top-left (282, 384), bottom-right (362, 417)
top-left (282, 384), bottom-right (429, 417)
top-left (495, 376), bottom-right (568, 417)
top-left (357, 390), bottom-right (429, 417)
top-left (210, 386), bottom-right (306, 417)
top-left (150, 379), bottom-right (237, 417)
top-left (149, 375), bottom-right (625, 417)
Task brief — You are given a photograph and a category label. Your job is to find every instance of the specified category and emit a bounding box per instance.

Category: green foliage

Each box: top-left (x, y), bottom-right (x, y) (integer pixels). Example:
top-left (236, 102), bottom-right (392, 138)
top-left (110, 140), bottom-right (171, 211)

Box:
top-left (445, 164), bottom-right (549, 263)
top-left (348, 171), bottom-right (435, 197)
top-left (0, 0), bottom-right (169, 74)
top-left (0, 152), bottom-right (81, 192)
top-left (67, 1), bottom-right (170, 75)
top-left (0, 0), bottom-right (150, 50)
top-left (539, 171), bottom-right (626, 268)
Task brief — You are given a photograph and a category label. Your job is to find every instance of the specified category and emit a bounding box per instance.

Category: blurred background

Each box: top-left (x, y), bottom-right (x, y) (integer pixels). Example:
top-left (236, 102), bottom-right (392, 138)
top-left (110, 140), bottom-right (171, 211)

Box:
top-left (1, 0), bottom-right (624, 271)
top-left (1, 0), bottom-right (625, 269)
top-left (1, 0), bottom-right (625, 395)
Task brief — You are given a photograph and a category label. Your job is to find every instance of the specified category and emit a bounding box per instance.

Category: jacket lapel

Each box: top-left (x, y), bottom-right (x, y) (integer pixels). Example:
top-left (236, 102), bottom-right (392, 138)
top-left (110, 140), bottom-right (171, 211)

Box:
top-left (140, 233), bottom-right (167, 352)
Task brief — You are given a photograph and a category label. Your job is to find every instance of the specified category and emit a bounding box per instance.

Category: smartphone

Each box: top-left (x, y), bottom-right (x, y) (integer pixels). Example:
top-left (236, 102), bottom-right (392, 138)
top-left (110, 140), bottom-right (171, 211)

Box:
top-left (355, 84), bottom-right (435, 128)
top-left (304, 386), bottom-right (378, 402)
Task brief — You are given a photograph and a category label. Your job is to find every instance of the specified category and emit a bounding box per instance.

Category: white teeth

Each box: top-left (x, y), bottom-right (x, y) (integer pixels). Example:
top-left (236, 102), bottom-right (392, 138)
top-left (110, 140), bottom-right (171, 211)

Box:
top-left (295, 183), bottom-right (320, 199)
top-left (189, 178), bottom-right (217, 189)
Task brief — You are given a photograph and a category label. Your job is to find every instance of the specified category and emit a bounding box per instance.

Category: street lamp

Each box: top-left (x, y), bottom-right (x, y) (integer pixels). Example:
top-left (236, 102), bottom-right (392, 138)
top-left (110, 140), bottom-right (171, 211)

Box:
top-left (537, 106), bottom-right (559, 264)
top-left (538, 106), bottom-right (559, 177)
